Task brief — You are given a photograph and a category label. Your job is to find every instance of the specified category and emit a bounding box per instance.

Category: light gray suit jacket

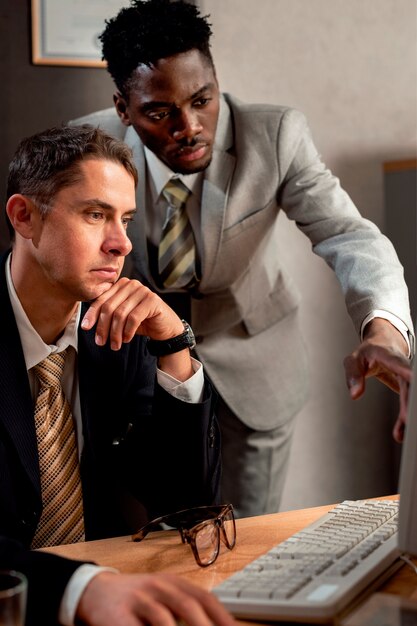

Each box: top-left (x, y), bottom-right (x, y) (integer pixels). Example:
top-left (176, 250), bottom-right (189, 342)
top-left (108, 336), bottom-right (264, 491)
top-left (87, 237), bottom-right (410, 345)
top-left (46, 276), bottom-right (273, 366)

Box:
top-left (70, 93), bottom-right (413, 430)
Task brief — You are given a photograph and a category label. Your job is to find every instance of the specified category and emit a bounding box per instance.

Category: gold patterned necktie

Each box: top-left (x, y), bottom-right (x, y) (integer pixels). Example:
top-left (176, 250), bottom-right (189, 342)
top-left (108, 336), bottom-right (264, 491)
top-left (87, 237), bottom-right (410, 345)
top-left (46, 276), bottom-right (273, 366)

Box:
top-left (158, 178), bottom-right (198, 289)
top-left (31, 349), bottom-right (85, 549)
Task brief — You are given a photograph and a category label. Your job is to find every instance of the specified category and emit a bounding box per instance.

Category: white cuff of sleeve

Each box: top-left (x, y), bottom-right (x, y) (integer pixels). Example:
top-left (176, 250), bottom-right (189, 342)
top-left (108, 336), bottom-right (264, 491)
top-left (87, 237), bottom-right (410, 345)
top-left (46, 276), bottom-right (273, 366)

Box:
top-left (58, 564), bottom-right (119, 626)
top-left (360, 310), bottom-right (413, 358)
top-left (157, 356), bottom-right (204, 403)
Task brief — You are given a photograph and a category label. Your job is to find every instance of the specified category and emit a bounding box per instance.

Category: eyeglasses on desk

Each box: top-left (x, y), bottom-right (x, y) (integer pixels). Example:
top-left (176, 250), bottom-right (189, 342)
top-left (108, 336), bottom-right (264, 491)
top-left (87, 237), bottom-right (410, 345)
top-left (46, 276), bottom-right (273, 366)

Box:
top-left (132, 503), bottom-right (236, 567)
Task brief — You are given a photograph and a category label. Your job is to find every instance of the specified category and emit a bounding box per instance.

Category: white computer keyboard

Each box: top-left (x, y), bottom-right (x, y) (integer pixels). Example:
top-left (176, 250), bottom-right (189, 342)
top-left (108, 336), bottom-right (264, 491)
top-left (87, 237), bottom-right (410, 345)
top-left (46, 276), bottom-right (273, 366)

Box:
top-left (213, 500), bottom-right (402, 623)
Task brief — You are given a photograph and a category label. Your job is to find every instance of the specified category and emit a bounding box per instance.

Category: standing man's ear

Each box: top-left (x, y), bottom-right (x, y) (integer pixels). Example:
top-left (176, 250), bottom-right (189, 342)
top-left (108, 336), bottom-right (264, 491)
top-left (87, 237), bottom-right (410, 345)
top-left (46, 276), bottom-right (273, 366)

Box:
top-left (114, 93), bottom-right (131, 126)
top-left (6, 195), bottom-right (38, 240)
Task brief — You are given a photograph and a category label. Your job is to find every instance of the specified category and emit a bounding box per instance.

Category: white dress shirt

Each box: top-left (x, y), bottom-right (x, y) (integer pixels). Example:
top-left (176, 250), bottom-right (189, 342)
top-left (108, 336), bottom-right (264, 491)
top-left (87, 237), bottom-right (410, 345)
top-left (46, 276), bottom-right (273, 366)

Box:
top-left (5, 254), bottom-right (205, 626)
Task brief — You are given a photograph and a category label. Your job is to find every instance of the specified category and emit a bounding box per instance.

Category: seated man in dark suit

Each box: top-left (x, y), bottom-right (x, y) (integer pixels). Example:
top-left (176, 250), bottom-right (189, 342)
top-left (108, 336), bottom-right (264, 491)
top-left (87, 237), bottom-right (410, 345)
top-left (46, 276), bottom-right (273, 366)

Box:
top-left (0, 124), bottom-right (235, 626)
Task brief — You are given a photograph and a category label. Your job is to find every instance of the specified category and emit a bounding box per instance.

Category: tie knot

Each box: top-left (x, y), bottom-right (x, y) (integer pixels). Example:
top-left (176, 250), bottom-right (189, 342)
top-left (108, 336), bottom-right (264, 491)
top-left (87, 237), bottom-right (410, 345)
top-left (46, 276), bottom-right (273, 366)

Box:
top-left (162, 178), bottom-right (190, 210)
top-left (34, 350), bottom-right (67, 388)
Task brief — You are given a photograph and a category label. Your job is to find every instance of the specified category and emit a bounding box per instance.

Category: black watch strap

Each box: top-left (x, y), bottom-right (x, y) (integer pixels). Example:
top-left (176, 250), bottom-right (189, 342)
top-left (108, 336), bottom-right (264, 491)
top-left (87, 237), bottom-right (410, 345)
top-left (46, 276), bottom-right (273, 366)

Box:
top-left (147, 320), bottom-right (196, 357)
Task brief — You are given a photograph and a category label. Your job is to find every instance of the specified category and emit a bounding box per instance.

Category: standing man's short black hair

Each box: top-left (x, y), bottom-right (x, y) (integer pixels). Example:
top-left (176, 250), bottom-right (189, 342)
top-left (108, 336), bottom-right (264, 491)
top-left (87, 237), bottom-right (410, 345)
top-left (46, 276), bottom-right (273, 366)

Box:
top-left (99, 0), bottom-right (214, 97)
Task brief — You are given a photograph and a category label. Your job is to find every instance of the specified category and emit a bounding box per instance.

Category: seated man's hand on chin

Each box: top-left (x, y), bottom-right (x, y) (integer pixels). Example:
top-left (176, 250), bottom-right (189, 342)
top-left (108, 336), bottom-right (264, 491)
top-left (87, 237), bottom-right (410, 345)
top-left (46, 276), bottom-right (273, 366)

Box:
top-left (81, 277), bottom-right (185, 351)
top-left (80, 277), bottom-right (194, 381)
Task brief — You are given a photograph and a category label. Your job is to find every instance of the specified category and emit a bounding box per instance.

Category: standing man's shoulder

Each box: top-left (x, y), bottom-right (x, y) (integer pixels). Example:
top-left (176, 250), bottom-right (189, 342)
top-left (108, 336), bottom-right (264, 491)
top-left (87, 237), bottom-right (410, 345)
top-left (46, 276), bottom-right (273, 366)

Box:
top-left (222, 92), bottom-right (311, 155)
top-left (68, 107), bottom-right (126, 140)
top-left (223, 92), bottom-right (309, 135)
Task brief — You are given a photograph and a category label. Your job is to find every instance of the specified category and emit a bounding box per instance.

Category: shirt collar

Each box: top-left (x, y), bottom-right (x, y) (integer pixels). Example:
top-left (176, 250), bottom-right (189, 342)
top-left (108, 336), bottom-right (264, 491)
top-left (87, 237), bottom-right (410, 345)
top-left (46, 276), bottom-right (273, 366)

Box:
top-left (6, 254), bottom-right (80, 371)
top-left (144, 145), bottom-right (201, 197)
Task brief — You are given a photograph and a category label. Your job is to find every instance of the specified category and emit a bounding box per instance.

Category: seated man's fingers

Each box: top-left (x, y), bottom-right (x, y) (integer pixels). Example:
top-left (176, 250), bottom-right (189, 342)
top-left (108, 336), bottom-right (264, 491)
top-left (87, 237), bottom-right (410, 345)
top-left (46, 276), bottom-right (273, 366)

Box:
top-left (155, 575), bottom-right (236, 626)
top-left (81, 277), bottom-right (133, 331)
top-left (82, 279), bottom-right (149, 348)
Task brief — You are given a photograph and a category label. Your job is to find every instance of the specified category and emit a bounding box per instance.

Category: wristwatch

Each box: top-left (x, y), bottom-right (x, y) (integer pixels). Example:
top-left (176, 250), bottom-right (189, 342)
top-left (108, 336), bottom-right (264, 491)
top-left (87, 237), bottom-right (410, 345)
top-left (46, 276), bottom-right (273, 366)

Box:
top-left (146, 320), bottom-right (196, 357)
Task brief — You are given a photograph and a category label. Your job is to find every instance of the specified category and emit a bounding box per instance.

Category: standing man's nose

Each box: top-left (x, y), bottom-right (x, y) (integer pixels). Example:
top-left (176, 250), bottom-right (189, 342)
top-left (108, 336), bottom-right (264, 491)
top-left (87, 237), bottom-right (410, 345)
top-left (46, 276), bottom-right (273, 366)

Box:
top-left (173, 110), bottom-right (203, 143)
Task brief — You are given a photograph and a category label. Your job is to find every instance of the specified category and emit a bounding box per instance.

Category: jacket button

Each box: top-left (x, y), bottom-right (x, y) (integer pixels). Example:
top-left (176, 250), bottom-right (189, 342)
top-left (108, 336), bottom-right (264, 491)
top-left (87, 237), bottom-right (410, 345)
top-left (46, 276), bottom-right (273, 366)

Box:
top-left (21, 511), bottom-right (37, 526)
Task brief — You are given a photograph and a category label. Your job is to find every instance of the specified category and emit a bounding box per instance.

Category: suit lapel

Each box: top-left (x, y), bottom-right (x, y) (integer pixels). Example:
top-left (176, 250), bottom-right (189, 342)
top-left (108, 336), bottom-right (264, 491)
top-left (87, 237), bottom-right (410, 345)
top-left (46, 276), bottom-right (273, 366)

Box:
top-left (0, 255), bottom-right (41, 497)
top-left (200, 95), bottom-right (235, 287)
top-left (124, 126), bottom-right (155, 286)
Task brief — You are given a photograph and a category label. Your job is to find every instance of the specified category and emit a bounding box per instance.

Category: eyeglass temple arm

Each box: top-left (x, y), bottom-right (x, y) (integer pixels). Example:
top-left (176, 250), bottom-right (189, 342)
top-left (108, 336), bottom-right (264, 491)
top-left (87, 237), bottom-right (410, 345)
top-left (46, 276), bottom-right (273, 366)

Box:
top-left (178, 528), bottom-right (189, 544)
top-left (132, 520), bottom-right (164, 542)
top-left (132, 512), bottom-right (187, 542)
top-left (132, 505), bottom-right (233, 543)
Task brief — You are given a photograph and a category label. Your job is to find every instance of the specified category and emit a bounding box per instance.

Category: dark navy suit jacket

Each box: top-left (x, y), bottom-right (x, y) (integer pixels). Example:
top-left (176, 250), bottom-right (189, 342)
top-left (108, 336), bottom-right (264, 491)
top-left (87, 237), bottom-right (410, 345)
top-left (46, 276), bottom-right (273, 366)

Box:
top-left (0, 253), bottom-right (221, 626)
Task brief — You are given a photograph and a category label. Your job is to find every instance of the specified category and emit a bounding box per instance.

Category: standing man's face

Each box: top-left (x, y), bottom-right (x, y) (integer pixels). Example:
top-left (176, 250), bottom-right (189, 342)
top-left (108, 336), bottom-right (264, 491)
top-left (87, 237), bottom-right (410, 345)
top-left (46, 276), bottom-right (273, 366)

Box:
top-left (114, 49), bottom-right (220, 174)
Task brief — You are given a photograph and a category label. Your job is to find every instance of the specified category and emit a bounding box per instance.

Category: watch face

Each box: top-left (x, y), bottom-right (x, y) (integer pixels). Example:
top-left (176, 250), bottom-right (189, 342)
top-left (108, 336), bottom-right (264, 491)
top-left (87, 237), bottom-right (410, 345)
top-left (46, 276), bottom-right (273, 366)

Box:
top-left (147, 320), bottom-right (195, 356)
top-left (183, 321), bottom-right (196, 349)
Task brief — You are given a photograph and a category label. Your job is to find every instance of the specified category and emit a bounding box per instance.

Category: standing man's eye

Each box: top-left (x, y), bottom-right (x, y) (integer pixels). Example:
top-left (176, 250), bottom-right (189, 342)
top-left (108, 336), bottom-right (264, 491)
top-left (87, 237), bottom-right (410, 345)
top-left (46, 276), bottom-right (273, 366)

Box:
top-left (147, 111), bottom-right (170, 121)
top-left (194, 98), bottom-right (211, 107)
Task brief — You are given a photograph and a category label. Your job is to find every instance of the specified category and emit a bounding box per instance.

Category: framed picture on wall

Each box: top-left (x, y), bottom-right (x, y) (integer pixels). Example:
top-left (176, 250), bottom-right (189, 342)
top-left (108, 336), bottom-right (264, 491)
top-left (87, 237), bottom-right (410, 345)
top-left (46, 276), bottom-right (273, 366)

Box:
top-left (31, 0), bottom-right (128, 67)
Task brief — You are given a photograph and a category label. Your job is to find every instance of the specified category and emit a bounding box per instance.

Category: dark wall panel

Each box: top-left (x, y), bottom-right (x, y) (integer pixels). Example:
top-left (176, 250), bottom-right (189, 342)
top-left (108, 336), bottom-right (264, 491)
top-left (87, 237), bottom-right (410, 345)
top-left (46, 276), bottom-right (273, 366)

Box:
top-left (0, 0), bottom-right (115, 250)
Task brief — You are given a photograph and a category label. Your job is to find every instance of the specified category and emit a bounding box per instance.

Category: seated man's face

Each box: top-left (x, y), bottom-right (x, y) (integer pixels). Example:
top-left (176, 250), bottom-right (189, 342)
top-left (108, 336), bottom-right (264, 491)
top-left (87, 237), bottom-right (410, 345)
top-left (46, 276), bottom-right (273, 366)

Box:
top-left (115, 49), bottom-right (220, 175)
top-left (29, 158), bottom-right (136, 303)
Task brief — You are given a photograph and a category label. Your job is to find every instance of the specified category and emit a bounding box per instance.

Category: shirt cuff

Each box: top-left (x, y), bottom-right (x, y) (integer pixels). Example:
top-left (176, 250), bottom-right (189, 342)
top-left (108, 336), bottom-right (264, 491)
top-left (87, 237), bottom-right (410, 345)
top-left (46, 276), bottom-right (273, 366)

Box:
top-left (58, 564), bottom-right (119, 626)
top-left (360, 310), bottom-right (413, 358)
top-left (156, 356), bottom-right (204, 403)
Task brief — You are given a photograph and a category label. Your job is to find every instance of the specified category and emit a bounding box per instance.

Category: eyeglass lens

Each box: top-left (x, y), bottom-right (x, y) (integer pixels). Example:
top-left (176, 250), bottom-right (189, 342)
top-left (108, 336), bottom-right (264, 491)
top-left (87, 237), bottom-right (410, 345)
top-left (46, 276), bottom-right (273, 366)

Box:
top-left (222, 508), bottom-right (236, 546)
top-left (195, 522), bottom-right (219, 564)
top-left (195, 508), bottom-right (236, 565)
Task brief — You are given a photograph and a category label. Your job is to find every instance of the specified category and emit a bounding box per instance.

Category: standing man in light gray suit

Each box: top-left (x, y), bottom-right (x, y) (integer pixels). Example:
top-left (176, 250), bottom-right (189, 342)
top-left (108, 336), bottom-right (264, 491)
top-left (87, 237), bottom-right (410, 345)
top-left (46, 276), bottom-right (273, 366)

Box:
top-left (71, 0), bottom-right (414, 518)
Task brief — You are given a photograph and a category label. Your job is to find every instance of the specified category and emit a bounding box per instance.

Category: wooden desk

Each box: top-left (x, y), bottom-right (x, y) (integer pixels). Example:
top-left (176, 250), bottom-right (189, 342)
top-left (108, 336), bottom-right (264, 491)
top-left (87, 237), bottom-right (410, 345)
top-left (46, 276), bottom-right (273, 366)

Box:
top-left (42, 499), bottom-right (417, 624)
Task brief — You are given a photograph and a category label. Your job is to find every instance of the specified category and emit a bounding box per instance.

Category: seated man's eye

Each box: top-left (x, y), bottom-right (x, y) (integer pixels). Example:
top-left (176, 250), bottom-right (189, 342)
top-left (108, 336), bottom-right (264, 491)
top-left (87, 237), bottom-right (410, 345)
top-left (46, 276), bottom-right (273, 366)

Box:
top-left (122, 216), bottom-right (134, 227)
top-left (89, 212), bottom-right (103, 220)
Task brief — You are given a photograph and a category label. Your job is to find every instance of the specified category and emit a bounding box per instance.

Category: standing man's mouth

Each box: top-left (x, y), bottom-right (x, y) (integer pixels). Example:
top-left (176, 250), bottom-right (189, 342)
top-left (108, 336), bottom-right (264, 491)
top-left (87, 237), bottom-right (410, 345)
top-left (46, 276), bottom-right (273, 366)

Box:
top-left (175, 143), bottom-right (209, 162)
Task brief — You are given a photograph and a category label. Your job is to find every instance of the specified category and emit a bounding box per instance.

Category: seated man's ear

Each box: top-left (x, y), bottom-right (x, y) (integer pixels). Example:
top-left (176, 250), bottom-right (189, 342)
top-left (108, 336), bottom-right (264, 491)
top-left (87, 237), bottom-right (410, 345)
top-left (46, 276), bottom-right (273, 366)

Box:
top-left (114, 92), bottom-right (131, 126)
top-left (6, 195), bottom-right (38, 240)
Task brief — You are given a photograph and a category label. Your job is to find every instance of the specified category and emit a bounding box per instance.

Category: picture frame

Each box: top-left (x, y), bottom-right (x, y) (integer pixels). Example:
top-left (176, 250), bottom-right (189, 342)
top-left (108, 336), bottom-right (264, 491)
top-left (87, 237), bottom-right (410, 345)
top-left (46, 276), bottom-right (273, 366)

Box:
top-left (31, 0), bottom-right (127, 67)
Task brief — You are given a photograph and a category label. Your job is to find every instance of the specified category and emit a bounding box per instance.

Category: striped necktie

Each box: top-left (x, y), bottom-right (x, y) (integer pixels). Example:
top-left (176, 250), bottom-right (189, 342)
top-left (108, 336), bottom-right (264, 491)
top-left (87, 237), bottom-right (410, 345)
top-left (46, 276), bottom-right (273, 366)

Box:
top-left (31, 349), bottom-right (85, 548)
top-left (158, 178), bottom-right (197, 289)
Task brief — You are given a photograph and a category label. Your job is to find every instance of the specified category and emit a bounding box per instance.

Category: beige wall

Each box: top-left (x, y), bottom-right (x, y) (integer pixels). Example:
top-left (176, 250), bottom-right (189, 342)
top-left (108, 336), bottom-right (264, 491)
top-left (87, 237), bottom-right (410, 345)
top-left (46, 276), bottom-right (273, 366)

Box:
top-left (2, 0), bottom-right (415, 511)
top-left (200, 0), bottom-right (417, 509)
